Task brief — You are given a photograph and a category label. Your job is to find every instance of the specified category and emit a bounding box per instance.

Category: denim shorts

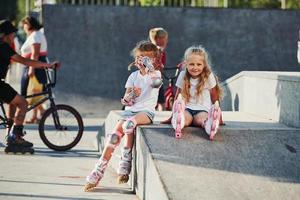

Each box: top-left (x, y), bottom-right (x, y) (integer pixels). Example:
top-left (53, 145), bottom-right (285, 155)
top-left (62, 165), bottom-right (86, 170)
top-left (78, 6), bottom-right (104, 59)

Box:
top-left (185, 108), bottom-right (208, 117)
top-left (120, 110), bottom-right (155, 122)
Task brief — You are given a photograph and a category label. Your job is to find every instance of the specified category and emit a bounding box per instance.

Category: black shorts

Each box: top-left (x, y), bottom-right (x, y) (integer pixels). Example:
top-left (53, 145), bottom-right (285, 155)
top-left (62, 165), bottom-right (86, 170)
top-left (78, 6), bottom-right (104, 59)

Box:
top-left (157, 86), bottom-right (165, 104)
top-left (0, 81), bottom-right (18, 103)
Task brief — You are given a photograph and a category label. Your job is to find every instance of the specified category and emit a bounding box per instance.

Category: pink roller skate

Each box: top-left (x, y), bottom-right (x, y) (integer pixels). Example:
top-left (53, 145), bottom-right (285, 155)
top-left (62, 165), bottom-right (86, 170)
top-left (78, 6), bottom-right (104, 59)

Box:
top-left (171, 94), bottom-right (185, 138)
top-left (205, 101), bottom-right (222, 140)
top-left (117, 147), bottom-right (132, 184)
top-left (84, 158), bottom-right (108, 192)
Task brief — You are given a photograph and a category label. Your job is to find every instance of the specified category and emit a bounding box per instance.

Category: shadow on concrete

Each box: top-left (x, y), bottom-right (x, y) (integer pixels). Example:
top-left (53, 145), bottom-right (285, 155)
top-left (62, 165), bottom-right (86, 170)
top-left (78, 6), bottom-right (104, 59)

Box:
top-left (220, 84), bottom-right (233, 111)
top-left (0, 192), bottom-right (103, 200)
top-left (0, 179), bottom-right (83, 187)
top-left (90, 186), bottom-right (134, 195)
top-left (33, 147), bottom-right (99, 159)
top-left (142, 126), bottom-right (300, 183)
top-left (234, 93), bottom-right (239, 111)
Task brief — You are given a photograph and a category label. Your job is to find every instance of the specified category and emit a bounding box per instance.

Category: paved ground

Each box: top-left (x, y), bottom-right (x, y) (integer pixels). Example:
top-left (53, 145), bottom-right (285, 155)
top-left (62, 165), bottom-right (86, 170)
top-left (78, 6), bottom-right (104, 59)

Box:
top-left (0, 118), bottom-right (138, 200)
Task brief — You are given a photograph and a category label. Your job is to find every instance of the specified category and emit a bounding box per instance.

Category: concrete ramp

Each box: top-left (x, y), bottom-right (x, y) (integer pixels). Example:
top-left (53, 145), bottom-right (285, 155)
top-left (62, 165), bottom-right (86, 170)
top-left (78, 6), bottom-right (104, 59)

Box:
top-left (98, 111), bottom-right (300, 200)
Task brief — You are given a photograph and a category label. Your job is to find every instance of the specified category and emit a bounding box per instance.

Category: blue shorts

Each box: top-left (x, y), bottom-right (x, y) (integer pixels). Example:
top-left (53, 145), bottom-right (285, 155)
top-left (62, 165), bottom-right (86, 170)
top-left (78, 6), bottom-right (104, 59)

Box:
top-left (185, 108), bottom-right (207, 117)
top-left (120, 110), bottom-right (155, 122)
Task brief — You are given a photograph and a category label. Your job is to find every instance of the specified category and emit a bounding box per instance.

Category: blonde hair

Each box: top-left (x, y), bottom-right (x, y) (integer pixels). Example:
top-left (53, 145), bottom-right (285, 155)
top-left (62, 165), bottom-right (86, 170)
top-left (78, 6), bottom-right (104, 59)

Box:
top-left (182, 45), bottom-right (223, 102)
top-left (149, 27), bottom-right (168, 44)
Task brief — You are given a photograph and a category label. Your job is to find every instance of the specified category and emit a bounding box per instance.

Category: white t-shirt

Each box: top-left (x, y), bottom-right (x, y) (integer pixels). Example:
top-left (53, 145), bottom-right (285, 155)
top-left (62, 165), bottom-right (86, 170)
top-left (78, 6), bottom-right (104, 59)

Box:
top-left (125, 70), bottom-right (161, 113)
top-left (176, 70), bottom-right (216, 112)
top-left (21, 30), bottom-right (47, 58)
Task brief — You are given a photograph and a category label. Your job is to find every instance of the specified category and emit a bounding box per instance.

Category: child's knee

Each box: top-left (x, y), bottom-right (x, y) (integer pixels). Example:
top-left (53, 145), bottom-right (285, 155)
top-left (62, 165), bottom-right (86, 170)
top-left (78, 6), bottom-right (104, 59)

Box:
top-left (122, 117), bottom-right (137, 135)
top-left (106, 130), bottom-right (122, 149)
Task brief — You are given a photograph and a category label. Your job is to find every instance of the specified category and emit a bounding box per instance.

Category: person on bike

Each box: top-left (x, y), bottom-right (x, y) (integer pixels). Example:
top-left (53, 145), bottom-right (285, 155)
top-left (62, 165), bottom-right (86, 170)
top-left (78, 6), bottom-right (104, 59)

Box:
top-left (0, 20), bottom-right (57, 151)
top-left (149, 27), bottom-right (168, 111)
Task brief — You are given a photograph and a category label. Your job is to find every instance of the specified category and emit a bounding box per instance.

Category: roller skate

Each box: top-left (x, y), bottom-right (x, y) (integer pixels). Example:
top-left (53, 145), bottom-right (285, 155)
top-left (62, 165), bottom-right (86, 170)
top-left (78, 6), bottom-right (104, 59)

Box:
top-left (5, 125), bottom-right (34, 154)
top-left (4, 144), bottom-right (34, 154)
top-left (205, 101), bottom-right (222, 140)
top-left (171, 94), bottom-right (185, 138)
top-left (84, 158), bottom-right (108, 192)
top-left (117, 147), bottom-right (132, 184)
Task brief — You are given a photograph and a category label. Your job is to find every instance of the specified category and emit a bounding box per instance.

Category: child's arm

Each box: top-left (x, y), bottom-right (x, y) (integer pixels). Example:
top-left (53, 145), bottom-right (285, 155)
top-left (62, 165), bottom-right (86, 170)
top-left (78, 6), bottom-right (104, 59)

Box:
top-left (121, 87), bottom-right (141, 106)
top-left (11, 53), bottom-right (57, 68)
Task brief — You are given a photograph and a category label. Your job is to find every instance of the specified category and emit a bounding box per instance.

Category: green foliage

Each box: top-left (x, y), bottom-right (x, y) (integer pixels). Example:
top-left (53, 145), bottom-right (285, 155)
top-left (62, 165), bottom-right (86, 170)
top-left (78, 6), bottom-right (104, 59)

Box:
top-left (228, 0), bottom-right (279, 8)
top-left (139, 0), bottom-right (162, 6)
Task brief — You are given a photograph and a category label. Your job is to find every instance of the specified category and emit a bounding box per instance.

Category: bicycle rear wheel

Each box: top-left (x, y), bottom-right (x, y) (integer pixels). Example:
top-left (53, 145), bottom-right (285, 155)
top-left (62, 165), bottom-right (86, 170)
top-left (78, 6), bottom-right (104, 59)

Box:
top-left (39, 104), bottom-right (84, 151)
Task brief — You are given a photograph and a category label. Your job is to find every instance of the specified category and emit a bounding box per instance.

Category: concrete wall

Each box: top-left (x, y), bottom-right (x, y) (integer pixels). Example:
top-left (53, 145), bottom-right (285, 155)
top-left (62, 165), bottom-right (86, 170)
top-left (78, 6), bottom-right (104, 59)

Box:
top-left (43, 5), bottom-right (300, 99)
top-left (222, 71), bottom-right (300, 128)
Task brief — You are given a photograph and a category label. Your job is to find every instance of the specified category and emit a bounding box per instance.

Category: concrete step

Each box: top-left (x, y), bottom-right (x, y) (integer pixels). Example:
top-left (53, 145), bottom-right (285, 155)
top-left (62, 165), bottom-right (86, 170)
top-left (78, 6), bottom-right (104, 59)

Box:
top-left (99, 111), bottom-right (300, 200)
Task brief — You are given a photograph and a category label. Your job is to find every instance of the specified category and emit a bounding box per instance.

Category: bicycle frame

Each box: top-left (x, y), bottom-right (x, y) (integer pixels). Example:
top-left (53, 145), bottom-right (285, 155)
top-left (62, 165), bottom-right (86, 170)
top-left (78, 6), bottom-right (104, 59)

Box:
top-left (0, 102), bottom-right (8, 128)
top-left (25, 68), bottom-right (56, 112)
top-left (162, 66), bottom-right (180, 110)
top-left (0, 68), bottom-right (60, 129)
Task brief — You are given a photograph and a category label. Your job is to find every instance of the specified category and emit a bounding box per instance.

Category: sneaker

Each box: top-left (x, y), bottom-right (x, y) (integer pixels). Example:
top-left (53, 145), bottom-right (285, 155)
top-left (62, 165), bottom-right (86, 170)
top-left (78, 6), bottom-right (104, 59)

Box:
top-left (117, 147), bottom-right (132, 184)
top-left (84, 158), bottom-right (108, 192)
top-left (171, 94), bottom-right (185, 138)
top-left (205, 101), bottom-right (222, 140)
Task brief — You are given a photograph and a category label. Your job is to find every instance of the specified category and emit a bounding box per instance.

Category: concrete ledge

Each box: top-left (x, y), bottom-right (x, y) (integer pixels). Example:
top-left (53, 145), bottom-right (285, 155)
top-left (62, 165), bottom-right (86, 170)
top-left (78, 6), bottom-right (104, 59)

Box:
top-left (97, 110), bottom-right (171, 189)
top-left (98, 110), bottom-right (300, 199)
top-left (222, 71), bottom-right (300, 127)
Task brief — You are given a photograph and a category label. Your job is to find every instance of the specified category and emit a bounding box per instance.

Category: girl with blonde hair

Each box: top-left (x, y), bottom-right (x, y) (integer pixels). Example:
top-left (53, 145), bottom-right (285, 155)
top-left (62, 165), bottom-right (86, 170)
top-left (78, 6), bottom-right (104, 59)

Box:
top-left (172, 45), bottom-right (222, 140)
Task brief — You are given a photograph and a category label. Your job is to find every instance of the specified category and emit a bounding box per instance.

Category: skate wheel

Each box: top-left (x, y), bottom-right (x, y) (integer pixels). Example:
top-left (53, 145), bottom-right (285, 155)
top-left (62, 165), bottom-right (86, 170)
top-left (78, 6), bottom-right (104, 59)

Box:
top-left (175, 132), bottom-right (182, 139)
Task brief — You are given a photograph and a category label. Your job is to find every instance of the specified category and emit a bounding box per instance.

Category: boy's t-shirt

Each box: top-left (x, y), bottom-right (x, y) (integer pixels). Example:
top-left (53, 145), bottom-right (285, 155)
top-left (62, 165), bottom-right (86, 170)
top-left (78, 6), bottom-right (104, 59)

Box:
top-left (0, 41), bottom-right (16, 79)
top-left (125, 70), bottom-right (161, 113)
top-left (176, 70), bottom-right (216, 112)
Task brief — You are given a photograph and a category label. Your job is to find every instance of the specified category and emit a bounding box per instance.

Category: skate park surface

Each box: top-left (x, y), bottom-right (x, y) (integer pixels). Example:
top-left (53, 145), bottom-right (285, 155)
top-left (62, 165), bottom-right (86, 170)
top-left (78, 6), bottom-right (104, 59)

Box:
top-left (98, 71), bottom-right (300, 200)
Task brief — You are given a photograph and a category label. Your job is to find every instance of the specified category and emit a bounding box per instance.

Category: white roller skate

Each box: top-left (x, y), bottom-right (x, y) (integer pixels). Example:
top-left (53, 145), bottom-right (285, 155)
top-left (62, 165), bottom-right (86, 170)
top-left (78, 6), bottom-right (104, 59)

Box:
top-left (84, 158), bottom-right (108, 192)
top-left (205, 101), bottom-right (222, 140)
top-left (117, 147), bottom-right (132, 184)
top-left (171, 94), bottom-right (185, 138)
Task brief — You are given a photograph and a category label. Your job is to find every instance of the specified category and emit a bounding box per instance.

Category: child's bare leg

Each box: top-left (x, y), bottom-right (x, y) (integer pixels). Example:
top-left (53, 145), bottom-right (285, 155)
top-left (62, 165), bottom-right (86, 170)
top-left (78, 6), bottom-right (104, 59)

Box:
top-left (184, 111), bottom-right (193, 127)
top-left (84, 121), bottom-right (124, 191)
top-left (193, 112), bottom-right (208, 128)
top-left (118, 113), bottom-right (151, 184)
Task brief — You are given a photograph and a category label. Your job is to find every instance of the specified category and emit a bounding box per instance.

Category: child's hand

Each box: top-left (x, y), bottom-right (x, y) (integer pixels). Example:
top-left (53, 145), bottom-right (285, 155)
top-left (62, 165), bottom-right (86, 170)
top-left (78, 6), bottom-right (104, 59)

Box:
top-left (133, 87), bottom-right (141, 97)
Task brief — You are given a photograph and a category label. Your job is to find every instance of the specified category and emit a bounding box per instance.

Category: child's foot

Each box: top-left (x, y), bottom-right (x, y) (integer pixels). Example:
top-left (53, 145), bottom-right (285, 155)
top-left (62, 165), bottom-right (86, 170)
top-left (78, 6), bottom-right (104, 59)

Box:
top-left (171, 95), bottom-right (185, 138)
top-left (84, 158), bottom-right (108, 192)
top-left (117, 147), bottom-right (132, 184)
top-left (205, 101), bottom-right (222, 140)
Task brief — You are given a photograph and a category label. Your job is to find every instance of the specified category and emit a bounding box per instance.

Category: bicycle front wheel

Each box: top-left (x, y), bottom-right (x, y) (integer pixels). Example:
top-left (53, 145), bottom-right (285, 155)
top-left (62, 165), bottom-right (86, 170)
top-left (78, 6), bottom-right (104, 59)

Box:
top-left (39, 104), bottom-right (84, 151)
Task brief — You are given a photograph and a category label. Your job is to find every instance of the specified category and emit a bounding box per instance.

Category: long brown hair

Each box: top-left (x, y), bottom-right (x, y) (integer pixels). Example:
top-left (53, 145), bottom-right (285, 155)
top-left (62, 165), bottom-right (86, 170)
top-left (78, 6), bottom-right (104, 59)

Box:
top-left (21, 16), bottom-right (43, 31)
top-left (181, 45), bottom-right (222, 102)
